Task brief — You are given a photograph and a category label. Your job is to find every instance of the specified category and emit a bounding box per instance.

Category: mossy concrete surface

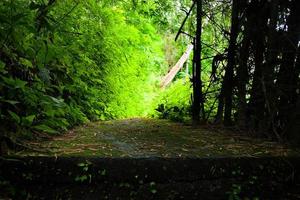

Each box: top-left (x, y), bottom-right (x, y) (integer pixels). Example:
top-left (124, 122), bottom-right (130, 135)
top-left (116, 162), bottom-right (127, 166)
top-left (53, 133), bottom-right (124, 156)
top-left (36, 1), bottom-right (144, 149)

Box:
top-left (1, 157), bottom-right (300, 199)
top-left (1, 118), bottom-right (300, 199)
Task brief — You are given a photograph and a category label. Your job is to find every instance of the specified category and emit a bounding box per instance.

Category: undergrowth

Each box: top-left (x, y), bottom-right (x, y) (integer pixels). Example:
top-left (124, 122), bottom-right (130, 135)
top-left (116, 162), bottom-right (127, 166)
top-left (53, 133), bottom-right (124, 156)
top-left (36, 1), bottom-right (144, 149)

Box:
top-left (0, 0), bottom-right (168, 142)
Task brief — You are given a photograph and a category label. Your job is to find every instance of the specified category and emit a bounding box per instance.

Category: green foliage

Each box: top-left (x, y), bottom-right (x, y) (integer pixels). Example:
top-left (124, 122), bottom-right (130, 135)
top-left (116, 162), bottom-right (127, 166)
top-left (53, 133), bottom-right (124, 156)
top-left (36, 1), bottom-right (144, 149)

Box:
top-left (75, 161), bottom-right (92, 183)
top-left (0, 0), bottom-right (230, 141)
top-left (152, 80), bottom-right (191, 122)
top-left (0, 0), bottom-right (167, 140)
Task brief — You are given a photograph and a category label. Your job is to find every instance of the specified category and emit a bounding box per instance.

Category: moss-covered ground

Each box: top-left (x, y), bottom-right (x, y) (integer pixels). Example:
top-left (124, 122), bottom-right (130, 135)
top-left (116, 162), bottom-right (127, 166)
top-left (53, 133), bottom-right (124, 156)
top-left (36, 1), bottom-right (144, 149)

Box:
top-left (15, 118), bottom-right (300, 157)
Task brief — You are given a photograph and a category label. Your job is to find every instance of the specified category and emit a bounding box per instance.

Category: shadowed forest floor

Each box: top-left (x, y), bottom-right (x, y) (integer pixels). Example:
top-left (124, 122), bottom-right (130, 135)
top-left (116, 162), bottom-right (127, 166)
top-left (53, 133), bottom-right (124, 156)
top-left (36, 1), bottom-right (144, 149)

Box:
top-left (15, 118), bottom-right (299, 157)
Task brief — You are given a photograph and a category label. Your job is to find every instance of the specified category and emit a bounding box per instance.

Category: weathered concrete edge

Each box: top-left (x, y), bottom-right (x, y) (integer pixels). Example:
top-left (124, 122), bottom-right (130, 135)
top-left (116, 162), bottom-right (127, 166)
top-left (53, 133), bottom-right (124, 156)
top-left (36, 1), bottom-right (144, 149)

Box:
top-left (1, 156), bottom-right (300, 184)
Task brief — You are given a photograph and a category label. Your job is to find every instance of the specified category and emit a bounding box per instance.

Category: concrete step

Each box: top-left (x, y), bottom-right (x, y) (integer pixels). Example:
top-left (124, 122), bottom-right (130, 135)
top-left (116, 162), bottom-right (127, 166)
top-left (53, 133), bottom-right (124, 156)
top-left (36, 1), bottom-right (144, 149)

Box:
top-left (1, 156), bottom-right (300, 199)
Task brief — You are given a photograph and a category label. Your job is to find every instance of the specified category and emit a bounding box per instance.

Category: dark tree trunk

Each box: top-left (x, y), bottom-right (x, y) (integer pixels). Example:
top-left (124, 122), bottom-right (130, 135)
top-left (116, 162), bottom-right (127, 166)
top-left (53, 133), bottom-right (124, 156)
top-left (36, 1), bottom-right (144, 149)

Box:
top-left (247, 1), bottom-right (268, 134)
top-left (295, 47), bottom-right (300, 88)
top-left (249, 41), bottom-right (265, 132)
top-left (262, 0), bottom-right (280, 137)
top-left (277, 0), bottom-right (300, 136)
top-left (192, 0), bottom-right (204, 124)
top-left (236, 2), bottom-right (252, 129)
top-left (236, 30), bottom-right (250, 129)
top-left (287, 97), bottom-right (300, 145)
top-left (215, 84), bottom-right (224, 124)
top-left (288, 48), bottom-right (300, 144)
top-left (222, 0), bottom-right (239, 126)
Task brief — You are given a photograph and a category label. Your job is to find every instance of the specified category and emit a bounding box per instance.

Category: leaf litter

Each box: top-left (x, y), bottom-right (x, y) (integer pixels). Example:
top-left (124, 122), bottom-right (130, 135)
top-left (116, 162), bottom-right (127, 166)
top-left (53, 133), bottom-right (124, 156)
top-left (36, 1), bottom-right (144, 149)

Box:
top-left (15, 118), bottom-right (300, 157)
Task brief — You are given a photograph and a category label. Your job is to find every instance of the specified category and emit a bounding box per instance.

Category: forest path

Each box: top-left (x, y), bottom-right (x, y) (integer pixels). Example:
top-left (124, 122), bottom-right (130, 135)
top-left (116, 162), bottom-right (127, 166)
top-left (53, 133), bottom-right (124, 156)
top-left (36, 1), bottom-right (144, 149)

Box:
top-left (17, 118), bottom-right (298, 157)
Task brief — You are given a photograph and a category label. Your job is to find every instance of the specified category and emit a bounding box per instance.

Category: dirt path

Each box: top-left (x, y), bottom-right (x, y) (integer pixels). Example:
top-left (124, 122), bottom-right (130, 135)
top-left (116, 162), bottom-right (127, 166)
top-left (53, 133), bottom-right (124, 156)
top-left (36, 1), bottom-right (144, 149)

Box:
top-left (16, 118), bottom-right (299, 157)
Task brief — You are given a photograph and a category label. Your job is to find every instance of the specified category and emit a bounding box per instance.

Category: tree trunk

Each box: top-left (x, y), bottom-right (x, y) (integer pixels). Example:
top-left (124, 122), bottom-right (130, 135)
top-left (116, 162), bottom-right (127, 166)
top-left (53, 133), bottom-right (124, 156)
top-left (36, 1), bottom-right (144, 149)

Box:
top-left (262, 0), bottom-right (280, 136)
top-left (248, 1), bottom-right (268, 134)
top-left (215, 84), bottom-right (224, 124)
top-left (192, 0), bottom-right (203, 124)
top-left (287, 97), bottom-right (300, 145)
top-left (277, 0), bottom-right (300, 136)
top-left (223, 0), bottom-right (239, 126)
top-left (236, 30), bottom-right (250, 129)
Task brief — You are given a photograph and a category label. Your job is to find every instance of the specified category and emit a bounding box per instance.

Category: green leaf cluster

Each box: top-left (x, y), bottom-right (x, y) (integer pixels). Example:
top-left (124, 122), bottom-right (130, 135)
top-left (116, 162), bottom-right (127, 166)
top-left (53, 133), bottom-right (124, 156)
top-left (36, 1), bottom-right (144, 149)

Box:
top-left (152, 80), bottom-right (192, 122)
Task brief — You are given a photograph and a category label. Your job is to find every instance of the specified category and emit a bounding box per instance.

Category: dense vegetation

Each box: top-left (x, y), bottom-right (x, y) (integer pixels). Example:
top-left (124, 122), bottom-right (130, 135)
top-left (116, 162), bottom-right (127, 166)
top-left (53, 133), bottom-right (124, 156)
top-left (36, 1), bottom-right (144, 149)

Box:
top-left (1, 0), bottom-right (300, 152)
top-left (0, 0), bottom-right (176, 145)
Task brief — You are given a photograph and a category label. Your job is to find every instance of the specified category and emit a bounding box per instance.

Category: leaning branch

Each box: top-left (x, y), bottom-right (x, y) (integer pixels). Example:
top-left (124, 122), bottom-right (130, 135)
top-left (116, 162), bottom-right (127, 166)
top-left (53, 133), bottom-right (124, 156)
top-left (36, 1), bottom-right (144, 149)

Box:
top-left (161, 44), bottom-right (194, 88)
